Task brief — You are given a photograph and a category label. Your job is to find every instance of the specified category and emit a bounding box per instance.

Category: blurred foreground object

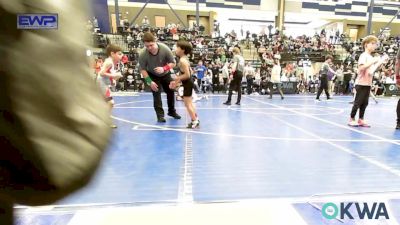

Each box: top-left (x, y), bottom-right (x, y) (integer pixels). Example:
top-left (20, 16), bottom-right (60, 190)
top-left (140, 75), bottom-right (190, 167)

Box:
top-left (0, 0), bottom-right (112, 224)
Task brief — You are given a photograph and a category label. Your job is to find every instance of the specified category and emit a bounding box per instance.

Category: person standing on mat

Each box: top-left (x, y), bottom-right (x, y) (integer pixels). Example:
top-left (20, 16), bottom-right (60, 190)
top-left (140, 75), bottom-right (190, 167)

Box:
top-left (98, 44), bottom-right (124, 128)
top-left (224, 47), bottom-right (245, 105)
top-left (348, 35), bottom-right (388, 127)
top-left (316, 55), bottom-right (337, 101)
top-left (396, 49), bottom-right (400, 129)
top-left (269, 58), bottom-right (284, 100)
top-left (139, 32), bottom-right (181, 122)
top-left (169, 40), bottom-right (200, 129)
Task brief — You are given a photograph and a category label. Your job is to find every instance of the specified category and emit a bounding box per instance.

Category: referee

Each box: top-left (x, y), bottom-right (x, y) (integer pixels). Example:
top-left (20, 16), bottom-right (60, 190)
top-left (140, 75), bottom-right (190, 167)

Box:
top-left (139, 32), bottom-right (181, 122)
top-left (223, 47), bottom-right (245, 105)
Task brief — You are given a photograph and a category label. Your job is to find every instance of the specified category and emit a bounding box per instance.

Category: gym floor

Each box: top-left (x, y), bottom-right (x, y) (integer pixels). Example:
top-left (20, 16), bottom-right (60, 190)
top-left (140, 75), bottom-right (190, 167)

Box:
top-left (15, 93), bottom-right (400, 225)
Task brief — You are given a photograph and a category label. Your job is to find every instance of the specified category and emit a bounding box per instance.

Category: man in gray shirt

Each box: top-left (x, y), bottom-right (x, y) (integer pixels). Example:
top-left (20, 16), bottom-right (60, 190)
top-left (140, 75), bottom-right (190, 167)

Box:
top-left (139, 32), bottom-right (181, 122)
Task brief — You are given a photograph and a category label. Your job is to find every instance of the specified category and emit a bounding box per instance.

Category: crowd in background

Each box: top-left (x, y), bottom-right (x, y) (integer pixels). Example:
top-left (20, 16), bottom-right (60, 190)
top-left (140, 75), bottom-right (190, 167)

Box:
top-left (89, 17), bottom-right (399, 97)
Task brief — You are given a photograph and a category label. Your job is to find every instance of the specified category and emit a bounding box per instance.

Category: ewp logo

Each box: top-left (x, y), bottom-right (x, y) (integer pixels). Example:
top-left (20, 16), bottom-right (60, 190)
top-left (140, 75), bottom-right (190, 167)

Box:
top-left (17, 14), bottom-right (58, 29)
top-left (322, 202), bottom-right (389, 220)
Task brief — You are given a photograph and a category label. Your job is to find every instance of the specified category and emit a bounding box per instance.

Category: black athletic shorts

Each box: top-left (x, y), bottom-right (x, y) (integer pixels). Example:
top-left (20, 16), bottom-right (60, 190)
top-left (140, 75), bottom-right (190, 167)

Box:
top-left (182, 79), bottom-right (194, 97)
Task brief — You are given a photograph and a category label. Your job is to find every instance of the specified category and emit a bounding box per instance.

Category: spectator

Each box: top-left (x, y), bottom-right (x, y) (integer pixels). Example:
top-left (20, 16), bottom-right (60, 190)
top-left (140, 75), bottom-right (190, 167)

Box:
top-left (335, 65), bottom-right (344, 94)
top-left (211, 63), bottom-right (221, 93)
top-left (195, 60), bottom-right (207, 90)
top-left (222, 62), bottom-right (230, 91)
top-left (244, 62), bottom-right (255, 94)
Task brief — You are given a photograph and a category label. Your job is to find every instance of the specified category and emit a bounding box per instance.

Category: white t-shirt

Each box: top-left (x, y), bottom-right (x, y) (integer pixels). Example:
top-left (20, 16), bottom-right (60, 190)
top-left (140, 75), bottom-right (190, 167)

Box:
top-left (244, 66), bottom-right (255, 77)
top-left (222, 65), bottom-right (229, 78)
top-left (271, 65), bottom-right (282, 83)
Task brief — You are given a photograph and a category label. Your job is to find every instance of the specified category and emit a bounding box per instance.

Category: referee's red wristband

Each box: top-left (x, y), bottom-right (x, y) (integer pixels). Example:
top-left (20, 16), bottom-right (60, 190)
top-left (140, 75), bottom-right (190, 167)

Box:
top-left (163, 65), bottom-right (171, 71)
